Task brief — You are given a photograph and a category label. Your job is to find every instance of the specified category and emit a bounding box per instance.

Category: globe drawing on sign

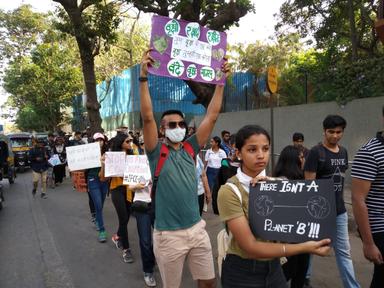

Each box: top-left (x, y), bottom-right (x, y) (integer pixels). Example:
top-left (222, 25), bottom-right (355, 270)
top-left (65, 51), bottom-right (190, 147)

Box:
top-left (138, 176), bottom-right (146, 185)
top-left (307, 196), bottom-right (331, 219)
top-left (254, 194), bottom-right (274, 216)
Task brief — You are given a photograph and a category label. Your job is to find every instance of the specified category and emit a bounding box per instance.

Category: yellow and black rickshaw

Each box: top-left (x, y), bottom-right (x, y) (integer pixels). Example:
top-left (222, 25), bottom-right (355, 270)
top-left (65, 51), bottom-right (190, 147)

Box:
top-left (0, 134), bottom-right (15, 209)
top-left (7, 132), bottom-right (32, 172)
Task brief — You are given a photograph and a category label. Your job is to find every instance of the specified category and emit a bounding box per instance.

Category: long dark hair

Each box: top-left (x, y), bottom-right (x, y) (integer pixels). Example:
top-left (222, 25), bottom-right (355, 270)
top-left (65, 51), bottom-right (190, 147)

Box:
top-left (273, 145), bottom-right (303, 180)
top-left (111, 133), bottom-right (134, 155)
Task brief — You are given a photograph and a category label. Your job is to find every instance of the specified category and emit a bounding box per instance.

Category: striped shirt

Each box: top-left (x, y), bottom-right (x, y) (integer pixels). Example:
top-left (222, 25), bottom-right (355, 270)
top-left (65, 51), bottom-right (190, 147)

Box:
top-left (351, 135), bottom-right (384, 233)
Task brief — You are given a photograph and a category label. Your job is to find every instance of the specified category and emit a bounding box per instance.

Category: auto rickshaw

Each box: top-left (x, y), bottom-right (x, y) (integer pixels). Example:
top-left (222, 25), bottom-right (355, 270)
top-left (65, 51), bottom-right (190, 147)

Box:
top-left (0, 134), bottom-right (15, 209)
top-left (7, 132), bottom-right (32, 172)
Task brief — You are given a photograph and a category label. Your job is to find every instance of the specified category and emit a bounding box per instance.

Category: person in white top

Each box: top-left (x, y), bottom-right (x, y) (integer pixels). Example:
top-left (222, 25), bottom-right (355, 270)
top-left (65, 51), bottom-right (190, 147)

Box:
top-left (205, 136), bottom-right (227, 191)
top-left (196, 153), bottom-right (211, 215)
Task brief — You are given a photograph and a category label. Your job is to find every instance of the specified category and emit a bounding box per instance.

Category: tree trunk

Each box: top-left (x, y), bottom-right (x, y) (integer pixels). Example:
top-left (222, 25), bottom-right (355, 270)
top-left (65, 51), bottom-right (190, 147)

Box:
top-left (347, 0), bottom-right (358, 61)
top-left (78, 46), bottom-right (102, 135)
top-left (55, 0), bottom-right (103, 135)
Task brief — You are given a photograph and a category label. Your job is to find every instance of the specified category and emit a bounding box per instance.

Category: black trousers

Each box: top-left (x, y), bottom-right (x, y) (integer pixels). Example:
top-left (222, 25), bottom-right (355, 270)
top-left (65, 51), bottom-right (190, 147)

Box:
top-left (282, 253), bottom-right (310, 288)
top-left (371, 232), bottom-right (384, 288)
top-left (53, 164), bottom-right (65, 184)
top-left (222, 254), bottom-right (288, 288)
top-left (111, 186), bottom-right (131, 249)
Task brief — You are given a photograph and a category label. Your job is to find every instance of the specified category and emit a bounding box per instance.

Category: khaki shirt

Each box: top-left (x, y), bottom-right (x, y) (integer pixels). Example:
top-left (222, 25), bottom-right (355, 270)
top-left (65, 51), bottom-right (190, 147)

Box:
top-left (218, 176), bottom-right (271, 259)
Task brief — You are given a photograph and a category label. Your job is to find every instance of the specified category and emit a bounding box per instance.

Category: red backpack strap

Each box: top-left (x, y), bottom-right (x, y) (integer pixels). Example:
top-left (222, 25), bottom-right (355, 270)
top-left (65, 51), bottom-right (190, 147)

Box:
top-left (183, 141), bottom-right (196, 161)
top-left (154, 143), bottom-right (169, 178)
top-left (151, 143), bottom-right (169, 200)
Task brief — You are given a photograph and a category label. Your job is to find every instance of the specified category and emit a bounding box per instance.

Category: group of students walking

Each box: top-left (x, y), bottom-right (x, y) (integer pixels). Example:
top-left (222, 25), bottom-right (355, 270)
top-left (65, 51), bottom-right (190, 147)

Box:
top-left (30, 49), bottom-right (383, 288)
top-left (82, 51), bottom-right (380, 288)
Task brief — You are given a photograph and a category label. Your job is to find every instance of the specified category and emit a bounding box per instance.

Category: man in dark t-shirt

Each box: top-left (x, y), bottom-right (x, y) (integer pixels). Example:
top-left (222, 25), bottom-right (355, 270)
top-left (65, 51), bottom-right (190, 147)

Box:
top-left (304, 115), bottom-right (360, 288)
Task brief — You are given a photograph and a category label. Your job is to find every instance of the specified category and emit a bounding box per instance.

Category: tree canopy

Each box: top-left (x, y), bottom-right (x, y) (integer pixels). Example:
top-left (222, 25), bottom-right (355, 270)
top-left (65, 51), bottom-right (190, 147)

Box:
top-left (0, 5), bottom-right (83, 132)
top-left (53, 0), bottom-right (123, 135)
top-left (0, 5), bottom-right (48, 72)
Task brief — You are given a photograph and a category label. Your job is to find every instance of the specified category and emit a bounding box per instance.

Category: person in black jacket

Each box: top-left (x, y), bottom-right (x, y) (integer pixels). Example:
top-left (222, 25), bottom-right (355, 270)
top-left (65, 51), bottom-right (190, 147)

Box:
top-left (29, 139), bottom-right (49, 198)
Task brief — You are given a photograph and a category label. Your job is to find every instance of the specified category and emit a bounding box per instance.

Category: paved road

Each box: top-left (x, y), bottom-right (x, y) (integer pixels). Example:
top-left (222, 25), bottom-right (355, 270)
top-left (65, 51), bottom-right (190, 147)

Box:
top-left (0, 171), bottom-right (373, 288)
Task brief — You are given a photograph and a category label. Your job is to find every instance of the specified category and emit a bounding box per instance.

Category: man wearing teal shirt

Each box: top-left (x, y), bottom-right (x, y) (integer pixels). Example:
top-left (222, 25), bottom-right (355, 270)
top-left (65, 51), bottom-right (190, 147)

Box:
top-left (140, 50), bottom-right (229, 288)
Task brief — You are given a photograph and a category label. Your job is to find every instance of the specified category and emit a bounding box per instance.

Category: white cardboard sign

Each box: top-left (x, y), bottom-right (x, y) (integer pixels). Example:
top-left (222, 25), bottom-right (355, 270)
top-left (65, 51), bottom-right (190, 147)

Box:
top-left (123, 155), bottom-right (151, 185)
top-left (104, 152), bottom-right (126, 177)
top-left (66, 142), bottom-right (101, 171)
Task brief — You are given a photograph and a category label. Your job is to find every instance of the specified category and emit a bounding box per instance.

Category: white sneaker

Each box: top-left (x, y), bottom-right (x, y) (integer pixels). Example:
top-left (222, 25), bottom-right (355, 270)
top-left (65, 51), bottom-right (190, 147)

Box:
top-left (144, 272), bottom-right (156, 287)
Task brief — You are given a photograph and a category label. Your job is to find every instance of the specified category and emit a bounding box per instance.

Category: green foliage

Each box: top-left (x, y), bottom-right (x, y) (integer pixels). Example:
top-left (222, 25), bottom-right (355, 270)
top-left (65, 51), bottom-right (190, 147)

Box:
top-left (0, 4), bottom-right (49, 75)
top-left (3, 42), bottom-right (83, 131)
top-left (232, 34), bottom-right (301, 76)
top-left (0, 5), bottom-right (83, 131)
top-left (276, 0), bottom-right (382, 61)
top-left (94, 21), bottom-right (150, 82)
top-left (54, 0), bottom-right (122, 56)
top-left (251, 0), bottom-right (384, 105)
top-left (279, 50), bottom-right (384, 105)
top-left (126, 0), bottom-right (253, 31)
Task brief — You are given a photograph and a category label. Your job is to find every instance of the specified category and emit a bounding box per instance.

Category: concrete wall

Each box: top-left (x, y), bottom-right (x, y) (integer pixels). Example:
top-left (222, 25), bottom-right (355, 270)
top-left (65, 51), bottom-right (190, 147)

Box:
top-left (194, 96), bottom-right (384, 182)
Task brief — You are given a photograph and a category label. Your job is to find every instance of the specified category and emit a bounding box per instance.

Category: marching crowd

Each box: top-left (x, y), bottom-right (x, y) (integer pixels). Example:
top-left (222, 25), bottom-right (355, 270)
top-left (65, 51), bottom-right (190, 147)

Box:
top-left (26, 52), bottom-right (384, 288)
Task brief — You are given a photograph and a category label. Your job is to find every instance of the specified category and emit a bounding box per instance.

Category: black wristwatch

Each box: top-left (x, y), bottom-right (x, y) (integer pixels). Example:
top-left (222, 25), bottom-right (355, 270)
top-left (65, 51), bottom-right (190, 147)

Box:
top-left (139, 76), bottom-right (148, 82)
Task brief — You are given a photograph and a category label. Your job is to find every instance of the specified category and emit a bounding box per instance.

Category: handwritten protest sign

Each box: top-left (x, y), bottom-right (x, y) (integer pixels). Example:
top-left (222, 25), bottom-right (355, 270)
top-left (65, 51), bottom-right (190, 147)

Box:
top-left (104, 152), bottom-right (126, 177)
top-left (123, 155), bottom-right (151, 185)
top-left (149, 15), bottom-right (227, 85)
top-left (66, 142), bottom-right (101, 171)
top-left (249, 179), bottom-right (336, 243)
top-left (71, 171), bottom-right (87, 192)
top-left (48, 154), bottom-right (61, 167)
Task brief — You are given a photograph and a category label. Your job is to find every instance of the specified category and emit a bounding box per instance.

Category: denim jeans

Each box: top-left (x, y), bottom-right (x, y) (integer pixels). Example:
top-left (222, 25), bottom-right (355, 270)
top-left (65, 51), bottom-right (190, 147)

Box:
top-left (335, 212), bottom-right (360, 288)
top-left (206, 167), bottom-right (220, 191)
top-left (134, 210), bottom-right (155, 273)
top-left (88, 177), bottom-right (108, 231)
top-left (222, 254), bottom-right (287, 288)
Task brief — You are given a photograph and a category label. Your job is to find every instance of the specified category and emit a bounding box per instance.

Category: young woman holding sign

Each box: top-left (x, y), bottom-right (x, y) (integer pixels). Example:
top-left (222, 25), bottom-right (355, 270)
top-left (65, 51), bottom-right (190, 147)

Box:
top-left (101, 133), bottom-right (156, 286)
top-left (102, 133), bottom-right (137, 263)
top-left (217, 125), bottom-right (331, 288)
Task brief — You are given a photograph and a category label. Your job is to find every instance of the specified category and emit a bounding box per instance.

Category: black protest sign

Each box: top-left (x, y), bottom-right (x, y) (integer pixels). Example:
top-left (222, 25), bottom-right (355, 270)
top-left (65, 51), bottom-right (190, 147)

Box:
top-left (248, 179), bottom-right (336, 243)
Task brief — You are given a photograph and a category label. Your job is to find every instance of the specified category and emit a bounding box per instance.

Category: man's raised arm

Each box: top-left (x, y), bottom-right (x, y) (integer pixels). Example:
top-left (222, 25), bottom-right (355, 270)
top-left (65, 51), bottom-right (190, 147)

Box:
top-left (196, 61), bottom-right (230, 147)
top-left (140, 50), bottom-right (158, 152)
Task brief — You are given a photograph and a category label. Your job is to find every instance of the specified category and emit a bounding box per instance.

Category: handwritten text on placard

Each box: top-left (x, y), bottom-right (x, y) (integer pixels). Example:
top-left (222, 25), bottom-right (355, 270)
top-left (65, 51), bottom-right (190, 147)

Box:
top-left (123, 155), bottom-right (151, 185)
top-left (104, 152), bottom-right (126, 177)
top-left (66, 142), bottom-right (101, 171)
top-left (248, 179), bottom-right (336, 243)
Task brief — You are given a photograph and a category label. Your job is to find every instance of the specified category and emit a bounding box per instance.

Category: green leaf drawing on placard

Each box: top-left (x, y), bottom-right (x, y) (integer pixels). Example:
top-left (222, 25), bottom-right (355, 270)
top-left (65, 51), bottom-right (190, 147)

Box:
top-left (152, 59), bottom-right (161, 69)
top-left (212, 48), bottom-right (225, 61)
top-left (153, 35), bottom-right (168, 54)
top-left (215, 68), bottom-right (224, 81)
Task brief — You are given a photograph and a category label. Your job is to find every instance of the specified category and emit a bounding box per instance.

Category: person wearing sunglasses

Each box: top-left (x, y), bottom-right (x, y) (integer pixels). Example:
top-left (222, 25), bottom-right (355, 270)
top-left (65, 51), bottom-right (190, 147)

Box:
top-left (139, 49), bottom-right (230, 288)
top-left (101, 133), bottom-right (136, 263)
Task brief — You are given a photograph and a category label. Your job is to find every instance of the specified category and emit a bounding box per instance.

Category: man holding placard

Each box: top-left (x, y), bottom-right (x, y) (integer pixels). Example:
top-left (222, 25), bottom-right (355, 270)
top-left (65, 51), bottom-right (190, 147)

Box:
top-left (140, 43), bottom-right (229, 287)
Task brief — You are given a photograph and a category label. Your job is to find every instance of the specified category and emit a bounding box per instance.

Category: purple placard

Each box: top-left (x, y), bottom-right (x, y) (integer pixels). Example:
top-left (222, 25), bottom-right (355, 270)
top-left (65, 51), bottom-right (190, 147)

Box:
top-left (148, 15), bottom-right (227, 85)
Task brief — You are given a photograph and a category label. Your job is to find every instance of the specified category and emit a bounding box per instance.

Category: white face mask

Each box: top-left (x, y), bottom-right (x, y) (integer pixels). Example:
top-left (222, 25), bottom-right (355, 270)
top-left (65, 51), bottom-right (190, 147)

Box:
top-left (165, 127), bottom-right (186, 143)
